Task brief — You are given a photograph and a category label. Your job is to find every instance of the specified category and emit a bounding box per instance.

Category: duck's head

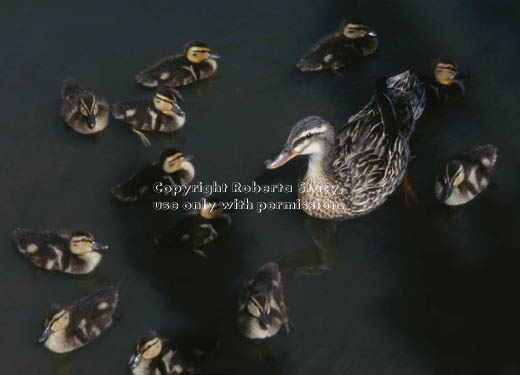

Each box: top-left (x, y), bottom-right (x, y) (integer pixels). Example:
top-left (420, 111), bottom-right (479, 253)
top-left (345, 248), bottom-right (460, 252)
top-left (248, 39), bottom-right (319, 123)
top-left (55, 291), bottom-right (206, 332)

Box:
top-left (185, 41), bottom-right (220, 64)
top-left (39, 305), bottom-right (70, 344)
top-left (265, 116), bottom-right (335, 169)
top-left (69, 231), bottom-right (108, 255)
top-left (160, 149), bottom-right (194, 174)
top-left (200, 197), bottom-right (224, 219)
top-left (438, 161), bottom-right (465, 200)
top-left (79, 95), bottom-right (98, 129)
top-left (130, 331), bottom-right (163, 369)
top-left (433, 58), bottom-right (459, 85)
top-left (153, 88), bottom-right (185, 117)
top-left (341, 17), bottom-right (377, 39)
top-left (247, 294), bottom-right (272, 330)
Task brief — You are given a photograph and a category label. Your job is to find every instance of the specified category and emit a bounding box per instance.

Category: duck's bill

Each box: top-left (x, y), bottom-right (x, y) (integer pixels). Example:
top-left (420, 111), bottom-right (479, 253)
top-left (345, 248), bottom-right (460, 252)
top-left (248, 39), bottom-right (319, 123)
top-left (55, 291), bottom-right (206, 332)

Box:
top-left (441, 184), bottom-right (454, 200)
top-left (92, 241), bottom-right (109, 251)
top-left (39, 325), bottom-right (53, 344)
top-left (209, 53), bottom-right (221, 60)
top-left (368, 30), bottom-right (378, 37)
top-left (87, 113), bottom-right (96, 129)
top-left (265, 149), bottom-right (300, 169)
top-left (130, 352), bottom-right (143, 369)
top-left (259, 312), bottom-right (271, 330)
top-left (173, 103), bottom-right (185, 116)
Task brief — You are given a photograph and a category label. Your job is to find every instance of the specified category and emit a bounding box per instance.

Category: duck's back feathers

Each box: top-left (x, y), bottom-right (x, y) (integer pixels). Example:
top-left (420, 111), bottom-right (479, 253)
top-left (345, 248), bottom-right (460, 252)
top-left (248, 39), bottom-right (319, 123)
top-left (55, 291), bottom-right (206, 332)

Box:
top-left (111, 163), bottom-right (164, 202)
top-left (60, 79), bottom-right (82, 100)
top-left (136, 54), bottom-right (194, 88)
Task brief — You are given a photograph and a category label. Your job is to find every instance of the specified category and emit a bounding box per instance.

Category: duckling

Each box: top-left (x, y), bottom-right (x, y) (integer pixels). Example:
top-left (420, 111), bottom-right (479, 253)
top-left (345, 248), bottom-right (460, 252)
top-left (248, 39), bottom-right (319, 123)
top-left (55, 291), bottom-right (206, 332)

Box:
top-left (297, 17), bottom-right (378, 73)
top-left (11, 228), bottom-right (108, 274)
top-left (266, 70), bottom-right (426, 220)
top-left (39, 285), bottom-right (119, 353)
top-left (420, 58), bottom-right (465, 107)
top-left (237, 262), bottom-right (290, 339)
top-left (59, 79), bottom-right (110, 134)
top-left (111, 148), bottom-right (194, 203)
top-left (136, 41), bottom-right (220, 89)
top-left (155, 197), bottom-right (231, 258)
top-left (112, 87), bottom-right (185, 147)
top-left (435, 145), bottom-right (497, 206)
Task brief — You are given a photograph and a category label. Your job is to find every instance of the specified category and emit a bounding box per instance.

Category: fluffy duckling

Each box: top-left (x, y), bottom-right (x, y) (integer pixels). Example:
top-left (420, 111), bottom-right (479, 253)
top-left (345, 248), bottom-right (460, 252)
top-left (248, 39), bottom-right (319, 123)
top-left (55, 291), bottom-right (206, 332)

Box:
top-left (435, 145), bottom-right (497, 206)
top-left (111, 148), bottom-right (194, 203)
top-left (237, 262), bottom-right (290, 339)
top-left (155, 197), bottom-right (231, 258)
top-left (39, 285), bottom-right (119, 353)
top-left (112, 87), bottom-right (185, 147)
top-left (421, 58), bottom-right (465, 107)
top-left (297, 17), bottom-right (378, 73)
top-left (11, 228), bottom-right (108, 274)
top-left (60, 79), bottom-right (110, 134)
top-left (136, 41), bottom-right (220, 89)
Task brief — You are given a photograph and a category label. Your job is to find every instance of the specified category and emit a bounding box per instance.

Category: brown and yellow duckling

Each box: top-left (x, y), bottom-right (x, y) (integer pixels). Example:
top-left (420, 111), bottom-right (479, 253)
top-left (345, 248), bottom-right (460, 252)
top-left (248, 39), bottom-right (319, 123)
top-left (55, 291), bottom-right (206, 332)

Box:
top-left (420, 58), bottom-right (465, 107)
top-left (129, 331), bottom-right (219, 375)
top-left (60, 79), bottom-right (110, 134)
top-left (435, 145), bottom-right (497, 206)
top-left (12, 228), bottom-right (108, 274)
top-left (112, 87), bottom-right (185, 147)
top-left (297, 17), bottom-right (378, 73)
top-left (237, 262), bottom-right (290, 339)
top-left (39, 285), bottom-right (119, 353)
top-left (136, 41), bottom-right (220, 89)
top-left (111, 148), bottom-right (194, 203)
top-left (266, 71), bottom-right (426, 220)
top-left (155, 197), bottom-right (231, 258)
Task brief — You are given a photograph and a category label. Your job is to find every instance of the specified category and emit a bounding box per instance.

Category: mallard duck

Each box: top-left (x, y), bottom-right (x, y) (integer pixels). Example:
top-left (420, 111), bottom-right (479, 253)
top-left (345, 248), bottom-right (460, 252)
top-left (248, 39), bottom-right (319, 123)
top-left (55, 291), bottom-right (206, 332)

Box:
top-left (296, 17), bottom-right (378, 73)
top-left (39, 285), bottom-right (119, 353)
top-left (60, 79), bottom-right (110, 134)
top-left (111, 148), bottom-right (194, 203)
top-left (136, 41), bottom-right (220, 89)
top-left (435, 145), bottom-right (497, 206)
top-left (265, 71), bottom-right (426, 220)
top-left (11, 228), bottom-right (108, 274)
top-left (420, 58), bottom-right (465, 107)
top-left (237, 262), bottom-right (290, 339)
top-left (129, 331), bottom-right (192, 375)
top-left (112, 87), bottom-right (185, 147)
top-left (155, 197), bottom-right (231, 258)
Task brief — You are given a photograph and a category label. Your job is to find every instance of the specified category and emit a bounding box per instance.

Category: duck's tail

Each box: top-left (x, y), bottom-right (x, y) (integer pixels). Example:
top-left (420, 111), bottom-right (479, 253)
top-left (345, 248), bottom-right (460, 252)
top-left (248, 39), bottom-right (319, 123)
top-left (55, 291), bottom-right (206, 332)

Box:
top-left (61, 79), bottom-right (81, 100)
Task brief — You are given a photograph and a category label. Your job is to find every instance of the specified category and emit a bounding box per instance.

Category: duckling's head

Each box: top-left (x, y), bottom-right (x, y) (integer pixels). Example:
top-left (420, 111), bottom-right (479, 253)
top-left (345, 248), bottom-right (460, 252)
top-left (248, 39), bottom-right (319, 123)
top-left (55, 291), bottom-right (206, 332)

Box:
top-left (130, 331), bottom-right (163, 369)
top-left (341, 17), bottom-right (377, 39)
top-left (247, 295), bottom-right (272, 330)
top-left (200, 197), bottom-right (224, 219)
top-left (69, 231), bottom-right (108, 255)
top-left (39, 305), bottom-right (70, 344)
top-left (185, 41), bottom-right (220, 63)
top-left (160, 148), bottom-right (194, 174)
top-left (265, 116), bottom-right (335, 169)
top-left (433, 58), bottom-right (459, 85)
top-left (153, 88), bottom-right (185, 117)
top-left (79, 95), bottom-right (98, 129)
top-left (439, 161), bottom-right (465, 200)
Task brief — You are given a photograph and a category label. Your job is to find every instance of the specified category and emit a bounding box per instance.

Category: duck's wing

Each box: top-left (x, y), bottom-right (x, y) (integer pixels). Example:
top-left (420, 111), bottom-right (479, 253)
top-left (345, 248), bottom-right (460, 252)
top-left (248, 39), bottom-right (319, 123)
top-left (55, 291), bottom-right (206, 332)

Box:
top-left (462, 145), bottom-right (498, 167)
top-left (297, 33), bottom-right (348, 71)
top-left (110, 163), bottom-right (163, 202)
top-left (111, 98), bottom-right (150, 125)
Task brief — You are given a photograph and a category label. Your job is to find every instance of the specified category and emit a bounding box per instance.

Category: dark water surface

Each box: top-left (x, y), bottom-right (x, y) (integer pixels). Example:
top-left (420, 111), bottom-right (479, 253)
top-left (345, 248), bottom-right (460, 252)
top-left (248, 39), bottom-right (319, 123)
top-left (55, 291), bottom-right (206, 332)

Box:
top-left (2, 0), bottom-right (520, 374)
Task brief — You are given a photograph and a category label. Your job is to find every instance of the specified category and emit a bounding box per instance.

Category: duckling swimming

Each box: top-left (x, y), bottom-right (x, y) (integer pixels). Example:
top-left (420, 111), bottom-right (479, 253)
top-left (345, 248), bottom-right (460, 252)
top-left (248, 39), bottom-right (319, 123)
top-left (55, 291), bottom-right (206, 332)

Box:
top-left (155, 197), bottom-right (231, 258)
top-left (237, 262), bottom-right (290, 339)
top-left (266, 71), bottom-right (426, 220)
top-left (297, 17), bottom-right (378, 73)
top-left (111, 148), bottom-right (194, 203)
top-left (435, 145), bottom-right (497, 206)
top-left (60, 79), bottom-right (110, 134)
top-left (420, 58), bottom-right (465, 107)
top-left (136, 41), bottom-right (220, 89)
top-left (112, 88), bottom-right (185, 147)
top-left (11, 228), bottom-right (108, 274)
top-left (39, 285), bottom-right (119, 353)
